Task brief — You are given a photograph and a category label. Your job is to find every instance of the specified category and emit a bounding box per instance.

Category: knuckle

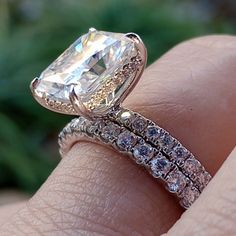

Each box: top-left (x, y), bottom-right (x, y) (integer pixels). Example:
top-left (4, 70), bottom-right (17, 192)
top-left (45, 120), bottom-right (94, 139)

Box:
top-left (186, 35), bottom-right (236, 49)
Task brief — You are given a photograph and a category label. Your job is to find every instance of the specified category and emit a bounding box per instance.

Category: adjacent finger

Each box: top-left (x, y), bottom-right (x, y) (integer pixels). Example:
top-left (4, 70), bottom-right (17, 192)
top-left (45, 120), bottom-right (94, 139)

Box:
top-left (164, 146), bottom-right (236, 236)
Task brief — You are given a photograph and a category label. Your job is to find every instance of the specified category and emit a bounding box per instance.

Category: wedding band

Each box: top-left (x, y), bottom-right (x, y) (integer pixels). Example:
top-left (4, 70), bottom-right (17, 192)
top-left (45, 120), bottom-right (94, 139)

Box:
top-left (30, 28), bottom-right (211, 209)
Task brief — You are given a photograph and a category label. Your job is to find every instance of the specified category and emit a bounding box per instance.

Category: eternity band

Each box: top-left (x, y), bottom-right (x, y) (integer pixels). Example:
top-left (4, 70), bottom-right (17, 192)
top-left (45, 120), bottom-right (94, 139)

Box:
top-left (30, 28), bottom-right (212, 209)
top-left (59, 107), bottom-right (211, 209)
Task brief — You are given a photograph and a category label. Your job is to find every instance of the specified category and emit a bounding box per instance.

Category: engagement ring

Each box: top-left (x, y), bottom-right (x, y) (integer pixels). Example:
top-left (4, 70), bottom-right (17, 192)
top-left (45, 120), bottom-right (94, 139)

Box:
top-left (30, 28), bottom-right (211, 209)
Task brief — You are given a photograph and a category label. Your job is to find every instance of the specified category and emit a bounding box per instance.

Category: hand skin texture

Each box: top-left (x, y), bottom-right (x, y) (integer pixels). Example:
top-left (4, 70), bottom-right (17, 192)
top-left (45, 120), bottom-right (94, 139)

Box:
top-left (0, 35), bottom-right (236, 236)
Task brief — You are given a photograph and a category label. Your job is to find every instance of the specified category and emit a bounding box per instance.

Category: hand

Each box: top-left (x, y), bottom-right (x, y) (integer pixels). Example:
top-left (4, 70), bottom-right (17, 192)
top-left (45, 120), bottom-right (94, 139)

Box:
top-left (0, 35), bottom-right (236, 236)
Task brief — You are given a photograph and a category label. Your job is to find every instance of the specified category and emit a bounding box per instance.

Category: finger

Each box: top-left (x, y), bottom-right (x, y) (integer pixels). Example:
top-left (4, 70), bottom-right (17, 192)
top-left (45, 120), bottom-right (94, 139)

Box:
top-left (0, 201), bottom-right (26, 225)
top-left (1, 35), bottom-right (236, 236)
top-left (125, 35), bottom-right (236, 174)
top-left (164, 146), bottom-right (236, 236)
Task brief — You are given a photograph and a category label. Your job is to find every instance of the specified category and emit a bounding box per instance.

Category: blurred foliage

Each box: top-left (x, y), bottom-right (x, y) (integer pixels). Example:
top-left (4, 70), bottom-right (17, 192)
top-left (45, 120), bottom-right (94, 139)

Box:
top-left (0, 0), bottom-right (235, 193)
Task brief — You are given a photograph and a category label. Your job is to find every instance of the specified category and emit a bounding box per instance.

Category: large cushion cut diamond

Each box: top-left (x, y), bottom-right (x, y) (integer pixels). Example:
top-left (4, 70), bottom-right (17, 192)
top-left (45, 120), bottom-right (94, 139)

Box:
top-left (34, 29), bottom-right (140, 115)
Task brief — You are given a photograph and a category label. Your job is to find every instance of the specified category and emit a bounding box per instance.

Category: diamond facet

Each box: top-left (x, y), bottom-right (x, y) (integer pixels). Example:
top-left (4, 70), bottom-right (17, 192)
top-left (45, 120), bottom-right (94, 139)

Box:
top-left (34, 29), bottom-right (141, 115)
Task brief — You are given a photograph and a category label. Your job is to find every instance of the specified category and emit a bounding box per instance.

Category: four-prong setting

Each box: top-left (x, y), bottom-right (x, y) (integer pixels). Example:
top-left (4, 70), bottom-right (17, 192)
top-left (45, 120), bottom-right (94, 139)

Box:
top-left (30, 28), bottom-right (147, 118)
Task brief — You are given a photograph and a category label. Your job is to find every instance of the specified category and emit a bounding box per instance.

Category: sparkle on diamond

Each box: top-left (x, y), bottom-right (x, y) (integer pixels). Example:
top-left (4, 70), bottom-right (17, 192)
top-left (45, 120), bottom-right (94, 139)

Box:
top-left (35, 29), bottom-right (138, 114)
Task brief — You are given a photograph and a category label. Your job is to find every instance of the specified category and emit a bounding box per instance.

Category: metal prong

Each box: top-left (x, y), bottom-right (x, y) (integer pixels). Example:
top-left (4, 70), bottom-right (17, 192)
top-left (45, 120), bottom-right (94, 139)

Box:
top-left (115, 32), bottom-right (147, 110)
top-left (69, 87), bottom-right (92, 120)
top-left (125, 32), bottom-right (147, 62)
top-left (89, 27), bottom-right (96, 33)
top-left (30, 77), bottom-right (40, 95)
top-left (125, 33), bottom-right (142, 44)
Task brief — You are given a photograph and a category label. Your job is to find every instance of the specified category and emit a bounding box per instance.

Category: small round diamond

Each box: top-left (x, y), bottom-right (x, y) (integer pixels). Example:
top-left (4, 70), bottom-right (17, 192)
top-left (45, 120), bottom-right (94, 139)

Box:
top-left (101, 123), bottom-right (121, 141)
top-left (64, 124), bottom-right (72, 134)
top-left (129, 61), bottom-right (137, 72)
top-left (132, 116), bottom-right (147, 132)
top-left (117, 131), bottom-right (136, 151)
top-left (87, 125), bottom-right (97, 135)
top-left (150, 154), bottom-right (172, 178)
top-left (133, 143), bottom-right (153, 163)
top-left (181, 186), bottom-right (200, 208)
top-left (146, 126), bottom-right (161, 140)
top-left (167, 169), bottom-right (187, 193)
top-left (159, 133), bottom-right (175, 149)
top-left (183, 158), bottom-right (201, 175)
top-left (196, 171), bottom-right (211, 191)
top-left (170, 146), bottom-right (189, 162)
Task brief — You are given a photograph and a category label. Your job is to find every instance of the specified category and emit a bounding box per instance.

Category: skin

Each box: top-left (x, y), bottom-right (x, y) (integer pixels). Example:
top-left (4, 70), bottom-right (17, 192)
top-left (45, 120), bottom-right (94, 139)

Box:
top-left (0, 35), bottom-right (235, 236)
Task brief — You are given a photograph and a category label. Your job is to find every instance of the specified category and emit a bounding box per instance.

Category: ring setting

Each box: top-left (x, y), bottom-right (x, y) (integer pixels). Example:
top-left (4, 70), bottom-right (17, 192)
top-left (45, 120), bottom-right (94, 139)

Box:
top-left (30, 28), bottom-right (211, 209)
top-left (30, 28), bottom-right (146, 119)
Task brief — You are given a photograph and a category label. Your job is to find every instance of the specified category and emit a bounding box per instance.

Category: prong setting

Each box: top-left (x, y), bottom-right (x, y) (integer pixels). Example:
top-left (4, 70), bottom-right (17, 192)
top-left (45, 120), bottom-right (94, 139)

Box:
top-left (30, 29), bottom-right (147, 118)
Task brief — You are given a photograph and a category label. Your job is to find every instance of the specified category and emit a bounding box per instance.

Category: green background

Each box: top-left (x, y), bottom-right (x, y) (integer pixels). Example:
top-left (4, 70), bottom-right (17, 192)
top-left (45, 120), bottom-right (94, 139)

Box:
top-left (0, 0), bottom-right (235, 193)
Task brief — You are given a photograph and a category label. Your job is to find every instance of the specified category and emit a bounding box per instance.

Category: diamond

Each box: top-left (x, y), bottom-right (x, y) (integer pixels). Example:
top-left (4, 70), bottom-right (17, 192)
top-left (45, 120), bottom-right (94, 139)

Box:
top-left (183, 158), bottom-right (201, 175)
top-left (150, 154), bottom-right (172, 178)
top-left (180, 186), bottom-right (200, 208)
top-left (196, 171), bottom-right (211, 191)
top-left (145, 126), bottom-right (161, 140)
top-left (132, 116), bottom-right (147, 132)
top-left (159, 133), bottom-right (175, 151)
top-left (133, 143), bottom-right (153, 164)
top-left (101, 123), bottom-right (121, 141)
top-left (167, 169), bottom-right (187, 193)
top-left (170, 145), bottom-right (189, 162)
top-left (71, 117), bottom-right (87, 131)
top-left (34, 29), bottom-right (139, 115)
top-left (86, 121), bottom-right (99, 135)
top-left (117, 131), bottom-right (136, 151)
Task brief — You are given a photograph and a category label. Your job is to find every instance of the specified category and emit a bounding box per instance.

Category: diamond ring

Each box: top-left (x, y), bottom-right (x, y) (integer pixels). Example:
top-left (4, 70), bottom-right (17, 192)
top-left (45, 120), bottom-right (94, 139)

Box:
top-left (30, 28), bottom-right (211, 209)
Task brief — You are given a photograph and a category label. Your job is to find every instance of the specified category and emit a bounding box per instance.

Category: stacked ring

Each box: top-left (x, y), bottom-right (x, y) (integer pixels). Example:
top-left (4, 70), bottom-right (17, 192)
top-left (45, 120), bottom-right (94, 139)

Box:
top-left (30, 28), bottom-right (212, 209)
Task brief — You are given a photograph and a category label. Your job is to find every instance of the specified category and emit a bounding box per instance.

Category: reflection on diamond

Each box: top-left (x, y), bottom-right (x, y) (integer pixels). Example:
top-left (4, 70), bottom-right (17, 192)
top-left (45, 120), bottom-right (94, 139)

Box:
top-left (35, 29), bottom-right (139, 115)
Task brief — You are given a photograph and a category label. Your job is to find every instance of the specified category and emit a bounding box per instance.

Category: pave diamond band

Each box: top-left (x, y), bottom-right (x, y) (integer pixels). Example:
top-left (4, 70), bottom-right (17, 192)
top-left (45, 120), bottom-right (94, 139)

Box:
top-left (58, 111), bottom-right (207, 209)
top-left (108, 107), bottom-right (212, 192)
top-left (30, 28), bottom-right (212, 210)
